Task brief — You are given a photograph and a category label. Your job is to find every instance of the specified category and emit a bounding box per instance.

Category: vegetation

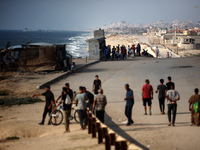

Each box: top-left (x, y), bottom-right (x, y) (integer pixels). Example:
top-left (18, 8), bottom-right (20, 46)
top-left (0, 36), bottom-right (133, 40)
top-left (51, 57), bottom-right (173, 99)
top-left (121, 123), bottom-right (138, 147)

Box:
top-left (0, 97), bottom-right (44, 107)
top-left (0, 90), bottom-right (9, 96)
top-left (6, 136), bottom-right (20, 140)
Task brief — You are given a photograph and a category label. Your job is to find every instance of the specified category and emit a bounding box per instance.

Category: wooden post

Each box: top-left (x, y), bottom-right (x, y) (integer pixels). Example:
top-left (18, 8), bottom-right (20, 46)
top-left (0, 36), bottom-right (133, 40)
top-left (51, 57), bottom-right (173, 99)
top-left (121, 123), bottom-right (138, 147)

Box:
top-left (88, 117), bottom-right (92, 134)
top-left (102, 127), bottom-right (108, 138)
top-left (115, 141), bottom-right (122, 150)
top-left (87, 112), bottom-right (92, 125)
top-left (121, 141), bottom-right (128, 150)
top-left (98, 128), bottom-right (103, 144)
top-left (96, 122), bottom-right (101, 131)
top-left (110, 133), bottom-right (116, 145)
top-left (105, 134), bottom-right (111, 150)
top-left (92, 122), bottom-right (96, 138)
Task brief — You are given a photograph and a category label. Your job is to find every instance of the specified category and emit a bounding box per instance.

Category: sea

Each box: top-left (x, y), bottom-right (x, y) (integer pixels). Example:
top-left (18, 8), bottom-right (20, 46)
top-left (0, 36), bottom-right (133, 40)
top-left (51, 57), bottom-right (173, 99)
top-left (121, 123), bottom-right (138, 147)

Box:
top-left (0, 30), bottom-right (92, 58)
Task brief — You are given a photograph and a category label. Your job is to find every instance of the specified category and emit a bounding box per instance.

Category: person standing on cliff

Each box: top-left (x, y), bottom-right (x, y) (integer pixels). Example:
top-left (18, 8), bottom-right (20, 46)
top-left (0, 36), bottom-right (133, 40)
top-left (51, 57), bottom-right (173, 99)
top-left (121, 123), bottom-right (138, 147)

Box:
top-left (92, 75), bottom-right (102, 95)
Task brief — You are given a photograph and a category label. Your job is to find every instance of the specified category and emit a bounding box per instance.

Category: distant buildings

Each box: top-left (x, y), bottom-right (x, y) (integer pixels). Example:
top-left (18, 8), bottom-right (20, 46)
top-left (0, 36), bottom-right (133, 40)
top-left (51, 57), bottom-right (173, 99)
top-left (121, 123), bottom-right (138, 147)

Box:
top-left (147, 27), bottom-right (200, 50)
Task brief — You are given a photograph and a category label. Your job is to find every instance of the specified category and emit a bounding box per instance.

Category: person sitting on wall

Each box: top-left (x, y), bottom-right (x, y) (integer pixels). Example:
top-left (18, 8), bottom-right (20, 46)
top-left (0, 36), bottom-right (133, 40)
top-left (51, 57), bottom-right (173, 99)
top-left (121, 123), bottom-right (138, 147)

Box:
top-left (71, 62), bottom-right (76, 70)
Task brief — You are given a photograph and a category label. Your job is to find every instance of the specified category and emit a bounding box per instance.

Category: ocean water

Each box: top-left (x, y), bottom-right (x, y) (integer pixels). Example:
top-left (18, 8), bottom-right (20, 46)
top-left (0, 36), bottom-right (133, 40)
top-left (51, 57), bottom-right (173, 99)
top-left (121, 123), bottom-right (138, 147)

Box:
top-left (0, 30), bottom-right (92, 58)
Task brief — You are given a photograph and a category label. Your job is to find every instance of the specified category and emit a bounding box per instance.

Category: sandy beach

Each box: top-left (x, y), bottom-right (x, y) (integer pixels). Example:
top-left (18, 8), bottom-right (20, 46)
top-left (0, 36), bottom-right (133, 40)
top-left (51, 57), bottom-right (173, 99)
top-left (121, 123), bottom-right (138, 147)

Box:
top-left (104, 34), bottom-right (200, 58)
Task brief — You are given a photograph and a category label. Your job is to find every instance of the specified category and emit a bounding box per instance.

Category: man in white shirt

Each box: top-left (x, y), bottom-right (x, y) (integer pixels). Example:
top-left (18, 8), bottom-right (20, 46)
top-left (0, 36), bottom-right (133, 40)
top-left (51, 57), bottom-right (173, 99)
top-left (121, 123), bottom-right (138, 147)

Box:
top-left (155, 47), bottom-right (159, 58)
top-left (75, 86), bottom-right (87, 130)
top-left (166, 84), bottom-right (180, 126)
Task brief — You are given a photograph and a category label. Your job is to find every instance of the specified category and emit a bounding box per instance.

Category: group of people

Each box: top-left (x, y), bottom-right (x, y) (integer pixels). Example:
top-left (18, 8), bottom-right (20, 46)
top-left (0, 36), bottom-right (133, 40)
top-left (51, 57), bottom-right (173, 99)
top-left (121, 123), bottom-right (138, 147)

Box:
top-left (32, 75), bottom-right (200, 133)
top-left (104, 43), bottom-right (141, 61)
top-left (125, 77), bottom-right (180, 126)
top-left (155, 46), bottom-right (173, 58)
top-left (124, 76), bottom-right (200, 127)
top-left (32, 75), bottom-right (107, 133)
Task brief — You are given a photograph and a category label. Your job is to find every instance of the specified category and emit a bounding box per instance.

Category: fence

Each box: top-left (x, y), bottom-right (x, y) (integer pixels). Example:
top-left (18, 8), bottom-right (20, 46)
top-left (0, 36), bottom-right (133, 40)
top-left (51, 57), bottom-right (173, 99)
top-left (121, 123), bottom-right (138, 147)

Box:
top-left (87, 112), bottom-right (143, 150)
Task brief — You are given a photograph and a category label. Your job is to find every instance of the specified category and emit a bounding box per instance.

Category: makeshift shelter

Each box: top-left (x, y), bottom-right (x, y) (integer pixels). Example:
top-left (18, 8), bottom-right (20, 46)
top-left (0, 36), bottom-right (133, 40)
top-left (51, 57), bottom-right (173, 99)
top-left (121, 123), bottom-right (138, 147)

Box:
top-left (0, 43), bottom-right (72, 72)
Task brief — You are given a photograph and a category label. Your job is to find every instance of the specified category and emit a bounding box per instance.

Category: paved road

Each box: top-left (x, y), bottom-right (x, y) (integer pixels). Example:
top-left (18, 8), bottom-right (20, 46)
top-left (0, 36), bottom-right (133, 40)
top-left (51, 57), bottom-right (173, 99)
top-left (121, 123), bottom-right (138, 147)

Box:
top-left (51, 57), bottom-right (200, 150)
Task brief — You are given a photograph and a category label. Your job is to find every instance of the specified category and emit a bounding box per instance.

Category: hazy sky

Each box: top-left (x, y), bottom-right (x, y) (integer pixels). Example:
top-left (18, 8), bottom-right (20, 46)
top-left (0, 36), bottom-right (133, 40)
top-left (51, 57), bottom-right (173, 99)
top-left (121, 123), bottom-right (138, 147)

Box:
top-left (0, 0), bottom-right (200, 30)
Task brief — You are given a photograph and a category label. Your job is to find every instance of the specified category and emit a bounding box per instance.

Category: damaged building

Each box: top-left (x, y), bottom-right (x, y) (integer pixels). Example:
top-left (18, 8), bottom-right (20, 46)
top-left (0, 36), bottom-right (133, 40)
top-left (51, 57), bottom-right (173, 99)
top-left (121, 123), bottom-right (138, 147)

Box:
top-left (0, 42), bottom-right (72, 72)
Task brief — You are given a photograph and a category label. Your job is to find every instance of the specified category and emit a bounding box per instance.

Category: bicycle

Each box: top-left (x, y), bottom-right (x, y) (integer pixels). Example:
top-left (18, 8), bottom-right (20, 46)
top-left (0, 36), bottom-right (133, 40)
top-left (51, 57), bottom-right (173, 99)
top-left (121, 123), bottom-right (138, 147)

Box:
top-left (49, 104), bottom-right (80, 126)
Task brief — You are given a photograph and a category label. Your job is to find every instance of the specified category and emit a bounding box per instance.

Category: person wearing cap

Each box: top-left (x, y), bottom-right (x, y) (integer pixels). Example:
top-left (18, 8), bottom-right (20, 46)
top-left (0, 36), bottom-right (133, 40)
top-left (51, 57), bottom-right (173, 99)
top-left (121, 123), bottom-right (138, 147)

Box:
top-left (124, 84), bottom-right (134, 126)
top-left (92, 89), bottom-right (107, 123)
top-left (188, 88), bottom-right (200, 126)
top-left (92, 75), bottom-right (102, 95)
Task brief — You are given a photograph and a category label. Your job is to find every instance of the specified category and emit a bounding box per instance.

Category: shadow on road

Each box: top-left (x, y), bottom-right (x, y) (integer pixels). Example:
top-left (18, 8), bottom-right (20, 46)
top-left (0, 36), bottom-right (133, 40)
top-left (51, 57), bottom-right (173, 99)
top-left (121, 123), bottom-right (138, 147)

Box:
top-left (104, 111), bottom-right (149, 150)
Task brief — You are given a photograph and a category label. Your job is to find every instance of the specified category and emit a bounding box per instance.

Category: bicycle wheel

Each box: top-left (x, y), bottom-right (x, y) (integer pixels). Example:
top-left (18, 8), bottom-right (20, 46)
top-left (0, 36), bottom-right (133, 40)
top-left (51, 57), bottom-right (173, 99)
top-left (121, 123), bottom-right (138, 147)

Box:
top-left (74, 110), bottom-right (80, 123)
top-left (50, 110), bottom-right (63, 126)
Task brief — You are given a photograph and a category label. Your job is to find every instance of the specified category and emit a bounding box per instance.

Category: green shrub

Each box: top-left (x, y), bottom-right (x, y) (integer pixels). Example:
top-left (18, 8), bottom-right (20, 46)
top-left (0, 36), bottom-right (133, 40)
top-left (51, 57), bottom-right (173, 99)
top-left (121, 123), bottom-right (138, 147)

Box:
top-left (6, 136), bottom-right (20, 140)
top-left (0, 90), bottom-right (9, 96)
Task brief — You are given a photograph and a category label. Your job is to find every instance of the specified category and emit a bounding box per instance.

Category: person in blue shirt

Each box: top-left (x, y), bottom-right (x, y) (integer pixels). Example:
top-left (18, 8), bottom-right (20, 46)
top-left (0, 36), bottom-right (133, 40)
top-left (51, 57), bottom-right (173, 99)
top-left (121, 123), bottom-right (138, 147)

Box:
top-left (136, 43), bottom-right (141, 56)
top-left (124, 84), bottom-right (134, 126)
top-left (104, 47), bottom-right (108, 61)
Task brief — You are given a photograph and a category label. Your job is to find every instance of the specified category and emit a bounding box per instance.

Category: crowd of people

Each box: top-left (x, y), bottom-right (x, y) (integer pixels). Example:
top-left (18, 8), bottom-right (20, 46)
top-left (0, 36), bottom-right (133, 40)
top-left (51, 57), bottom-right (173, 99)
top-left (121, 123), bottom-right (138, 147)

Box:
top-left (32, 75), bottom-right (200, 133)
top-left (124, 76), bottom-right (200, 127)
top-left (104, 43), bottom-right (141, 61)
top-left (32, 75), bottom-right (107, 133)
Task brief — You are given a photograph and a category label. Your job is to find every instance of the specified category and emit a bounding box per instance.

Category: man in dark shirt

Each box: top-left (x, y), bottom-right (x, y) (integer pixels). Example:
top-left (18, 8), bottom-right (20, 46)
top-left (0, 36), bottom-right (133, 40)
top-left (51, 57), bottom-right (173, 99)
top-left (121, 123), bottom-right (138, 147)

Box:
top-left (83, 87), bottom-right (94, 111)
top-left (124, 84), bottom-right (134, 126)
top-left (166, 76), bottom-right (175, 91)
top-left (55, 83), bottom-right (73, 103)
top-left (32, 86), bottom-right (55, 125)
top-left (54, 86), bottom-right (72, 133)
top-left (155, 79), bottom-right (166, 114)
top-left (92, 75), bottom-right (102, 95)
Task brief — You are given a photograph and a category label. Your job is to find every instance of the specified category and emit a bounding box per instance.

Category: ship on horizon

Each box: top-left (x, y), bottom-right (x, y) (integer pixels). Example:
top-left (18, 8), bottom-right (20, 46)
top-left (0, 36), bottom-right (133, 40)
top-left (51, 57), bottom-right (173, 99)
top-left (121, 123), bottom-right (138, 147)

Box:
top-left (22, 28), bottom-right (42, 32)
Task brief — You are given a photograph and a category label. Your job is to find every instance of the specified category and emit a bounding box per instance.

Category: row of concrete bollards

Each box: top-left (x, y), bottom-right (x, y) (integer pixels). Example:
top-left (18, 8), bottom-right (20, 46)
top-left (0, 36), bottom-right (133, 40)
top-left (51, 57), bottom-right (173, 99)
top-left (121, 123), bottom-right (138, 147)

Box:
top-left (87, 112), bottom-right (128, 150)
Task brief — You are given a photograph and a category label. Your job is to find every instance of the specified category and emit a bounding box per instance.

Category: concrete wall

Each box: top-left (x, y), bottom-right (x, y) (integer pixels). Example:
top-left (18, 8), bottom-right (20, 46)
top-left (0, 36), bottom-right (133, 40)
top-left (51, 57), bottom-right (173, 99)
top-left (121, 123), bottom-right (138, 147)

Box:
top-left (94, 30), bottom-right (104, 38)
top-left (88, 40), bottom-right (100, 60)
top-left (181, 44), bottom-right (195, 50)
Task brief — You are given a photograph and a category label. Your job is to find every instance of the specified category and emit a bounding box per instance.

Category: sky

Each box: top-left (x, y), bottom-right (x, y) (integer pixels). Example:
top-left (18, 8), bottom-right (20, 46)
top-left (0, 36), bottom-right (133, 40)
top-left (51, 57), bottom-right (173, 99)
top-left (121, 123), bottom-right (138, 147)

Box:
top-left (0, 0), bottom-right (200, 30)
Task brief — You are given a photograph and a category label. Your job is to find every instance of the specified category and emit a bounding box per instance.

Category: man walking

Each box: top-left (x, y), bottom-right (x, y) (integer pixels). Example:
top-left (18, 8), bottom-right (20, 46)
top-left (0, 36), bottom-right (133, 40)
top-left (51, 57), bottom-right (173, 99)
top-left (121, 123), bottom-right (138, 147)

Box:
top-left (83, 87), bottom-right (94, 111)
top-left (188, 88), bottom-right (200, 126)
top-left (75, 86), bottom-right (87, 130)
top-left (124, 84), bottom-right (134, 126)
top-left (92, 75), bottom-right (102, 95)
top-left (155, 79), bottom-right (166, 115)
top-left (32, 86), bottom-right (55, 125)
top-left (166, 85), bottom-right (180, 126)
top-left (155, 46), bottom-right (159, 58)
top-left (142, 79), bottom-right (153, 115)
top-left (166, 76), bottom-right (175, 91)
top-left (92, 89), bottom-right (107, 123)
